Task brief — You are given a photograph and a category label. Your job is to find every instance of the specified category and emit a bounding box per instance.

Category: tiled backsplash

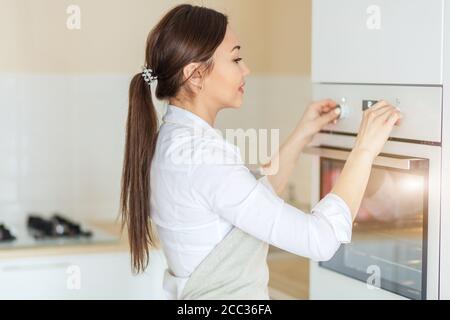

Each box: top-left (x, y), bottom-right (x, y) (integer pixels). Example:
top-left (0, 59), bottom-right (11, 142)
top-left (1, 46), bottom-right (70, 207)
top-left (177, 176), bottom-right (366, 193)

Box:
top-left (0, 73), bottom-right (129, 222)
top-left (0, 73), bottom-right (312, 223)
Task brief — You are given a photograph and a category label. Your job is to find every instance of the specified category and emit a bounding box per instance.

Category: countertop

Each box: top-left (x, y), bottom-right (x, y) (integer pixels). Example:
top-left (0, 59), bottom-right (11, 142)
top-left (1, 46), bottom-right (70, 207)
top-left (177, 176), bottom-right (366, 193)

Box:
top-left (0, 219), bottom-right (131, 260)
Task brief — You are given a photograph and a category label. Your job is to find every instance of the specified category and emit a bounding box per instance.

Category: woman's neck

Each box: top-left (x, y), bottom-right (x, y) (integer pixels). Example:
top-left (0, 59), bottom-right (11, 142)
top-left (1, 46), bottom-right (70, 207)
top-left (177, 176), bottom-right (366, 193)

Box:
top-left (168, 98), bottom-right (218, 127)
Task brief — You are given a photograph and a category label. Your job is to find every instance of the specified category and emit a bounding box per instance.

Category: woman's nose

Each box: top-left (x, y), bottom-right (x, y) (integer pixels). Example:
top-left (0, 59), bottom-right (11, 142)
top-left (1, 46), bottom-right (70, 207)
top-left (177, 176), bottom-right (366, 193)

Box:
top-left (242, 63), bottom-right (251, 76)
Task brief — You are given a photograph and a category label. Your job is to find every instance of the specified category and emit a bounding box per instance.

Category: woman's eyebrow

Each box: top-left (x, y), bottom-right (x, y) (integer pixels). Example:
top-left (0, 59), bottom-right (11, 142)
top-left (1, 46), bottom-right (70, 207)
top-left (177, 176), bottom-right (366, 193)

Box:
top-left (231, 45), bottom-right (241, 52)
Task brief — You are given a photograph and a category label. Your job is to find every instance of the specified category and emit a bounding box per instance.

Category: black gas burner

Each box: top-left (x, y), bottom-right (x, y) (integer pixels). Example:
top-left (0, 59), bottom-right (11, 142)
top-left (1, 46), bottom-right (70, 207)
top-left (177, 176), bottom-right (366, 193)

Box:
top-left (0, 224), bottom-right (16, 242)
top-left (27, 213), bottom-right (93, 240)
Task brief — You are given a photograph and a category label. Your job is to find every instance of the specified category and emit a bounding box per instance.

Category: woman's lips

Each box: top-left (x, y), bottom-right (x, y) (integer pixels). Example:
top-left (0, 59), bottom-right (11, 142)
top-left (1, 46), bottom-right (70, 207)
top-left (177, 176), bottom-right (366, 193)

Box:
top-left (239, 83), bottom-right (245, 94)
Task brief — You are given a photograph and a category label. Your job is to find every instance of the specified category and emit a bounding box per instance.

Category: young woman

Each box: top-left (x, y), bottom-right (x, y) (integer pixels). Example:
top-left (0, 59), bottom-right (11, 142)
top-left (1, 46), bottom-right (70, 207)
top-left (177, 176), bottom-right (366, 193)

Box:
top-left (120, 4), bottom-right (402, 300)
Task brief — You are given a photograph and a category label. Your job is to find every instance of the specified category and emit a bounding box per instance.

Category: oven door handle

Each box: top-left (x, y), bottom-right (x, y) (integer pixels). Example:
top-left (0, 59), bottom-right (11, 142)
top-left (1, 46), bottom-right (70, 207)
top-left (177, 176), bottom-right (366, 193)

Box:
top-left (303, 146), bottom-right (427, 170)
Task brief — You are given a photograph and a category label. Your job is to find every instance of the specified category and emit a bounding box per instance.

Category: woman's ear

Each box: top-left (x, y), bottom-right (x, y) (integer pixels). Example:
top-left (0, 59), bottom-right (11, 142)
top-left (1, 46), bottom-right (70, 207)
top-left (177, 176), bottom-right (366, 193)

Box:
top-left (183, 62), bottom-right (204, 90)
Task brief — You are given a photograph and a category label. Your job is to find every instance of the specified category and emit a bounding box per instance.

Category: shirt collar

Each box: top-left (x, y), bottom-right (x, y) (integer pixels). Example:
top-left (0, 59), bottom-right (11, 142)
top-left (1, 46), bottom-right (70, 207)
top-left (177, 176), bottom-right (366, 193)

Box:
top-left (163, 104), bottom-right (220, 135)
top-left (162, 104), bottom-right (243, 162)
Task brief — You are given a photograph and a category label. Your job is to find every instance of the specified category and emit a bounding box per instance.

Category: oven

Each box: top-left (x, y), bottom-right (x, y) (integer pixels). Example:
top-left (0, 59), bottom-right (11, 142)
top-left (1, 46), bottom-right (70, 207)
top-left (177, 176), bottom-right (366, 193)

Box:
top-left (305, 84), bottom-right (441, 299)
top-left (319, 148), bottom-right (428, 300)
top-left (306, 141), bottom-right (438, 300)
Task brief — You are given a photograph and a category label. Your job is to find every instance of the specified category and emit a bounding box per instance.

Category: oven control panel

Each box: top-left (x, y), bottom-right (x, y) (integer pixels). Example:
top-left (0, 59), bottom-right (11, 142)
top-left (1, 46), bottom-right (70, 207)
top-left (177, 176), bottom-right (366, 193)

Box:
top-left (315, 84), bottom-right (442, 144)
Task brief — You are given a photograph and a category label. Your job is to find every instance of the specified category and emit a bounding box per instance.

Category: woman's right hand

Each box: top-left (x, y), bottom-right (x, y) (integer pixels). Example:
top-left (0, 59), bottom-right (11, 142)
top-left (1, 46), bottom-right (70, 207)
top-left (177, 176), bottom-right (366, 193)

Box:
top-left (353, 100), bottom-right (402, 161)
top-left (331, 100), bottom-right (403, 220)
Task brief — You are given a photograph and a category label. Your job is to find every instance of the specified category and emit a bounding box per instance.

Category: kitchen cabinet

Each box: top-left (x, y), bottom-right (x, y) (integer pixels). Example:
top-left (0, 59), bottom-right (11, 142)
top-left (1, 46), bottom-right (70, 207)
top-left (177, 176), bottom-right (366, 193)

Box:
top-left (0, 250), bottom-right (166, 299)
top-left (309, 0), bottom-right (448, 300)
top-left (312, 0), bottom-right (444, 84)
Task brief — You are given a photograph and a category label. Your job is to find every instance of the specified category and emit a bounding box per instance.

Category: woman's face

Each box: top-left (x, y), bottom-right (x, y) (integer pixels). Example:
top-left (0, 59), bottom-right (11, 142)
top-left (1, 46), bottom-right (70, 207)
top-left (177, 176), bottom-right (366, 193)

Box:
top-left (202, 25), bottom-right (251, 109)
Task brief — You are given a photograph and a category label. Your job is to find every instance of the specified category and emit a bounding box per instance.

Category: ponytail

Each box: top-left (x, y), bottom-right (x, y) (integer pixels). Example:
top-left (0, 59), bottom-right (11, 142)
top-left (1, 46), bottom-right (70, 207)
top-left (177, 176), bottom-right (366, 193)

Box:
top-left (120, 73), bottom-right (159, 274)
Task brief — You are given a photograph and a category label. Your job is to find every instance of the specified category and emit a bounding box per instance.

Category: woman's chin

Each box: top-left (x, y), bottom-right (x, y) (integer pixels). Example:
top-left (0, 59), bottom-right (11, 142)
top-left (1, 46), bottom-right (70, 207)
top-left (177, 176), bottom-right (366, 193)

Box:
top-left (230, 103), bottom-right (243, 109)
top-left (222, 96), bottom-right (244, 109)
top-left (232, 97), bottom-right (245, 108)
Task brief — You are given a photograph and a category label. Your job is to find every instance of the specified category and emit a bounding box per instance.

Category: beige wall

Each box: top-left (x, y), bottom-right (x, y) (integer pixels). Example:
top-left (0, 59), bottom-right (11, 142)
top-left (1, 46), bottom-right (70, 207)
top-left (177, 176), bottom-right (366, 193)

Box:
top-left (265, 0), bottom-right (311, 75)
top-left (0, 0), bottom-right (311, 75)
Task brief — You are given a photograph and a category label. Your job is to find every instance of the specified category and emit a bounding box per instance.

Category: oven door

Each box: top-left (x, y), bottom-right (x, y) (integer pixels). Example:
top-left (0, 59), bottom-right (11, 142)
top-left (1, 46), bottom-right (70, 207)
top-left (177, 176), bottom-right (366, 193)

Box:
top-left (305, 145), bottom-right (429, 300)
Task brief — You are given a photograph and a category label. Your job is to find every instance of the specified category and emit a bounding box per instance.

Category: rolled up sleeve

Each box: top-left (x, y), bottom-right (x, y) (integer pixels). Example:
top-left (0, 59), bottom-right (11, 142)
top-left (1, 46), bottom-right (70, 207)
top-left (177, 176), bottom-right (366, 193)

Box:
top-left (311, 193), bottom-right (353, 243)
top-left (268, 191), bottom-right (352, 262)
top-left (189, 160), bottom-right (353, 262)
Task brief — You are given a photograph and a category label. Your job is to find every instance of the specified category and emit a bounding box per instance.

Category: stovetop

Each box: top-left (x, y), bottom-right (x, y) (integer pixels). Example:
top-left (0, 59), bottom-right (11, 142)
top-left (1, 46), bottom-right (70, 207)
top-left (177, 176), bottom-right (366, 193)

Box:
top-left (0, 224), bottom-right (16, 242)
top-left (27, 213), bottom-right (93, 240)
top-left (0, 213), bottom-right (119, 249)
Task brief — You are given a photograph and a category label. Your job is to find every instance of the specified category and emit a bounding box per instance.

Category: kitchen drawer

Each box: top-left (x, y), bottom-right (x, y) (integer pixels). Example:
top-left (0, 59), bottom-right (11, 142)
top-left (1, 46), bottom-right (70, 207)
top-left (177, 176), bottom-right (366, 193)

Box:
top-left (0, 251), bottom-right (166, 299)
top-left (313, 83), bottom-right (442, 144)
top-left (312, 0), bottom-right (444, 85)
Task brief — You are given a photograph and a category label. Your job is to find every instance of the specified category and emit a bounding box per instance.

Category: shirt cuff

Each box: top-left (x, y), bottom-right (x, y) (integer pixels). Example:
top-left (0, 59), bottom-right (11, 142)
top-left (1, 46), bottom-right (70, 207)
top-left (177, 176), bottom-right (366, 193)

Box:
top-left (311, 193), bottom-right (353, 243)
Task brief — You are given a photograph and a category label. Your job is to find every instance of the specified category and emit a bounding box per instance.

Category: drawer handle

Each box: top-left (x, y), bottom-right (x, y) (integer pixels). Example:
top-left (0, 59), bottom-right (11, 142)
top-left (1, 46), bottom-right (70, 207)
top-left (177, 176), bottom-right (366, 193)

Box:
top-left (1, 262), bottom-right (72, 272)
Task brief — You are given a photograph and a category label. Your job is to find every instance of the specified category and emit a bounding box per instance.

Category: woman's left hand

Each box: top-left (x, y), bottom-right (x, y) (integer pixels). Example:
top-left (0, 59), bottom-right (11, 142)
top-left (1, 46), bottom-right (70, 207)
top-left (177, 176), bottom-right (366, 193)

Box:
top-left (293, 99), bottom-right (341, 144)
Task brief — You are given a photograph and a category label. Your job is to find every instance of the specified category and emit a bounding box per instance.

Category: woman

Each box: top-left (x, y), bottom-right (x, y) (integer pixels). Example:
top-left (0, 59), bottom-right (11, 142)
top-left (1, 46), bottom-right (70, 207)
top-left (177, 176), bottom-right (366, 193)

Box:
top-left (120, 4), bottom-right (402, 300)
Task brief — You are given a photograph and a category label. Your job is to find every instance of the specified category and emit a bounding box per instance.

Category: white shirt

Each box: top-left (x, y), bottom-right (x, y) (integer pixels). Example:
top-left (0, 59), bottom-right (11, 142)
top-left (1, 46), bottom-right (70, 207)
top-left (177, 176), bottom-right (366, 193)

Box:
top-left (150, 104), bottom-right (353, 300)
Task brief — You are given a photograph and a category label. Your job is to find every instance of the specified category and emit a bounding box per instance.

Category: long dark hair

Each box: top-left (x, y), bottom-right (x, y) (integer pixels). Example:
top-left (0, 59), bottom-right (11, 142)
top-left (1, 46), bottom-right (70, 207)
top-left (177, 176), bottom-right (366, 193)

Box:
top-left (120, 4), bottom-right (228, 274)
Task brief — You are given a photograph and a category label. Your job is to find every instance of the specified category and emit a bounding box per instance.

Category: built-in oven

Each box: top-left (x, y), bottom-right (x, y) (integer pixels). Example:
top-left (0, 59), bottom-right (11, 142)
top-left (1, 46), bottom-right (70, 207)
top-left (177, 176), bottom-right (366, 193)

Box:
top-left (305, 84), bottom-right (441, 300)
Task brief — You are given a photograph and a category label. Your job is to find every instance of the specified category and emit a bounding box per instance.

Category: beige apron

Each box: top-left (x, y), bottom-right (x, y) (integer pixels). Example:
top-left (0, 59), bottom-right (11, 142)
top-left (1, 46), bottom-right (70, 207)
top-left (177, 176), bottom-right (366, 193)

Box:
top-left (179, 227), bottom-right (270, 300)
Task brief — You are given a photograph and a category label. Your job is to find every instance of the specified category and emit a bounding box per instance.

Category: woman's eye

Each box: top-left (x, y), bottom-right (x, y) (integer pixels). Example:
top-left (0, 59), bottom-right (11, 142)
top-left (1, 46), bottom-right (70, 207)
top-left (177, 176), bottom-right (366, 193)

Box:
top-left (234, 58), bottom-right (243, 63)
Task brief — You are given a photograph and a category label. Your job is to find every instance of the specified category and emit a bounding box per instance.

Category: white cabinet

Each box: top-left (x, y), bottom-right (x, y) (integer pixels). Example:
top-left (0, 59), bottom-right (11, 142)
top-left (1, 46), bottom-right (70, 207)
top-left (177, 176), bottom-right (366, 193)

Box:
top-left (0, 250), bottom-right (167, 299)
top-left (312, 0), bottom-right (444, 84)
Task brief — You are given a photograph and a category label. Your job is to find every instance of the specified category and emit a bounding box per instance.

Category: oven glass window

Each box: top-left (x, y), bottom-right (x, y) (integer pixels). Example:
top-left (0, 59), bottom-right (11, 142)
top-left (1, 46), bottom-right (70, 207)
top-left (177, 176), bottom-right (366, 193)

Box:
top-left (319, 158), bottom-right (428, 300)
